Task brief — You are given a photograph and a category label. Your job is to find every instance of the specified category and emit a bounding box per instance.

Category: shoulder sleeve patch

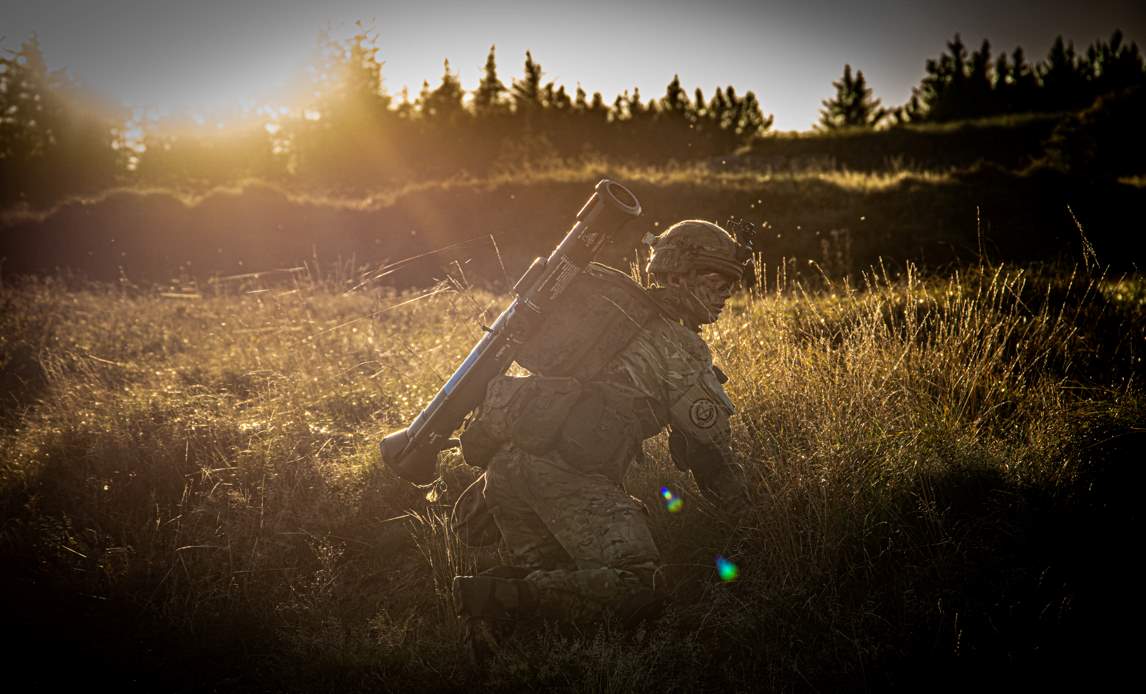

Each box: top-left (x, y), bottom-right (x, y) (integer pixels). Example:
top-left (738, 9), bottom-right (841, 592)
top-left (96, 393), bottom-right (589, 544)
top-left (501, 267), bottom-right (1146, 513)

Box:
top-left (688, 394), bottom-right (720, 429)
top-left (669, 381), bottom-right (730, 443)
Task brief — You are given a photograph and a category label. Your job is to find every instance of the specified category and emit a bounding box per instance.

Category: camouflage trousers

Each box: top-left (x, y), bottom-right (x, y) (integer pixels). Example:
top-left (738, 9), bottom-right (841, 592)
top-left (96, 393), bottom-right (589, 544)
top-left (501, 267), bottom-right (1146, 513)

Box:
top-left (483, 444), bottom-right (662, 624)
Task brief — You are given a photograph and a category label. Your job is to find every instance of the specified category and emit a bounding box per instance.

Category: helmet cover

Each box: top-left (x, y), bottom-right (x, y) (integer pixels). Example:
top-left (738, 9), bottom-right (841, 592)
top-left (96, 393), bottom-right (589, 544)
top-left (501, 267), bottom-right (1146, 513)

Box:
top-left (645, 220), bottom-right (750, 279)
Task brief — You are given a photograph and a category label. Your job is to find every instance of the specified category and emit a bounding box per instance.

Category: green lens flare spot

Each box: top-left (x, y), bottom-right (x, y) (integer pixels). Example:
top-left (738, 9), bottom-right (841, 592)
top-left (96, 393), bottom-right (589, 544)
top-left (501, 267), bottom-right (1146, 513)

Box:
top-left (716, 555), bottom-right (739, 582)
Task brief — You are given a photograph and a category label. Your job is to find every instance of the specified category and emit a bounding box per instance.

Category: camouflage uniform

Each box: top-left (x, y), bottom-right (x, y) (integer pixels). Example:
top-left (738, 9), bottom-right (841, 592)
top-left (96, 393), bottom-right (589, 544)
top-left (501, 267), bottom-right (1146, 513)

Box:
top-left (453, 220), bottom-right (748, 654)
top-left (480, 311), bottom-right (737, 623)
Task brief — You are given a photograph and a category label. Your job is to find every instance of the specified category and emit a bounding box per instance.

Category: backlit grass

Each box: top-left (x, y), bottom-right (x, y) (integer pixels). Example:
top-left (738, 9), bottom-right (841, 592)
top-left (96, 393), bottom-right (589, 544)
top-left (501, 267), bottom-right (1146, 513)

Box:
top-left (1, 262), bottom-right (1142, 691)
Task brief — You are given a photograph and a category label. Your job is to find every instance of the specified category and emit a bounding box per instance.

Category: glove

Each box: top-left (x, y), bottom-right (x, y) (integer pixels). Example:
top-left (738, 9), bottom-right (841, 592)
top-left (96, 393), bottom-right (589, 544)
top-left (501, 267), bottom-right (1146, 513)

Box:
top-left (696, 466), bottom-right (752, 517)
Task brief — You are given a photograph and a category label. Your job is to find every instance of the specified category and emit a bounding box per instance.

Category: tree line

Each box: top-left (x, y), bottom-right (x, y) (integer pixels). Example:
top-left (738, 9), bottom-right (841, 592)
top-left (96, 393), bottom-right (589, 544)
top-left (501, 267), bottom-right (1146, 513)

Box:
top-left (1, 28), bottom-right (1143, 205)
top-left (819, 30), bottom-right (1144, 129)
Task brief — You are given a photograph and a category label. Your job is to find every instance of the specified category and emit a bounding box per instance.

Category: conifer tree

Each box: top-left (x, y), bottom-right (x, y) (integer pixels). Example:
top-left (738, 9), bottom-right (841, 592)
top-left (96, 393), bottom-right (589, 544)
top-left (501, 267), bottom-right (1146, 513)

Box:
top-left (511, 51), bottom-right (545, 113)
top-left (627, 87), bottom-right (648, 122)
top-left (423, 59), bottom-right (466, 123)
top-left (722, 86), bottom-right (739, 131)
top-left (550, 84), bottom-right (572, 112)
top-left (0, 35), bottom-right (122, 202)
top-left (574, 84), bottom-right (588, 112)
top-left (0, 36), bottom-right (57, 162)
top-left (288, 24), bottom-right (392, 185)
top-left (1085, 30), bottom-right (1144, 95)
top-left (818, 64), bottom-right (885, 129)
top-left (415, 80), bottom-right (433, 117)
top-left (1039, 36), bottom-right (1087, 111)
top-left (733, 91), bottom-right (773, 138)
top-left (910, 34), bottom-right (970, 121)
top-left (394, 86), bottom-right (414, 119)
top-left (708, 87), bottom-right (731, 130)
top-left (1008, 47), bottom-right (1040, 111)
top-left (965, 40), bottom-right (994, 116)
top-left (993, 46), bottom-right (1038, 113)
top-left (310, 26), bottom-right (390, 116)
top-left (588, 92), bottom-right (608, 120)
top-left (994, 51), bottom-right (1010, 89)
top-left (992, 51), bottom-right (1012, 113)
top-left (473, 45), bottom-right (508, 116)
top-left (612, 90), bottom-right (630, 121)
top-left (895, 30), bottom-right (1142, 123)
top-left (659, 75), bottom-right (692, 119)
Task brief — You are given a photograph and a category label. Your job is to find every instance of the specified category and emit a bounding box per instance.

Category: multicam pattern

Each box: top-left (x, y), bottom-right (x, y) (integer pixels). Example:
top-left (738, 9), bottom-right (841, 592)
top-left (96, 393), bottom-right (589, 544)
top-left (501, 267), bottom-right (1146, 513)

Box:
top-left (604, 315), bottom-right (735, 454)
top-left (483, 446), bottom-right (660, 623)
top-left (479, 312), bottom-right (736, 622)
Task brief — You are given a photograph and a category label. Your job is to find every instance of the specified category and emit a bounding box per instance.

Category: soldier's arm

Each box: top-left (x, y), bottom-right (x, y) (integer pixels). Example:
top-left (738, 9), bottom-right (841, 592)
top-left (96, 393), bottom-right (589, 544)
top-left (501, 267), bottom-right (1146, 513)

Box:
top-left (666, 366), bottom-right (749, 511)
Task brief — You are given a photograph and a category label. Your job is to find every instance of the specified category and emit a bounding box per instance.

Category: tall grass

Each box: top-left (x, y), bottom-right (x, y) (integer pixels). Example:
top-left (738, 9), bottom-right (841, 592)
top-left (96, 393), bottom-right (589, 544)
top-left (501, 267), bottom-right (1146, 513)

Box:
top-left (1, 261), bottom-right (1141, 691)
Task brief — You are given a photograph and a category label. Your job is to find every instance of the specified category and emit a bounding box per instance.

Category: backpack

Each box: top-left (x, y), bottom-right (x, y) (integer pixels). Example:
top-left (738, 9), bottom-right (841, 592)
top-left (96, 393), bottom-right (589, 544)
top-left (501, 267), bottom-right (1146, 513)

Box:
top-left (459, 262), bottom-right (664, 471)
top-left (514, 262), bottom-right (663, 380)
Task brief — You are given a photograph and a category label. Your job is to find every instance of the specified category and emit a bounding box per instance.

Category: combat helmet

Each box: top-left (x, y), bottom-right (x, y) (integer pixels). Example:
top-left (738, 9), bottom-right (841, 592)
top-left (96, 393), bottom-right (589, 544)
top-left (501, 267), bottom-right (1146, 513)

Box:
top-left (645, 220), bottom-right (751, 280)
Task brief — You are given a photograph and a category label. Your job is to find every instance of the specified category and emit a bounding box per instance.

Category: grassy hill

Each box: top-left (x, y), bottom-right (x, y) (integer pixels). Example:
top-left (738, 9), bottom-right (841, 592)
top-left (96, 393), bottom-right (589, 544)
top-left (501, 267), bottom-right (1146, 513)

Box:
top-left (2, 162), bottom-right (1144, 290)
top-left (2, 261), bottom-right (1142, 690)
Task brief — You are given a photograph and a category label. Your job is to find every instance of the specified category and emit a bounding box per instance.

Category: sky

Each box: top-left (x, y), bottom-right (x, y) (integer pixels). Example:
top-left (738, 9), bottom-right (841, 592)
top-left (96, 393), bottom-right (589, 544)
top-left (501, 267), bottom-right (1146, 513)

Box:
top-left (2, 0), bottom-right (1144, 131)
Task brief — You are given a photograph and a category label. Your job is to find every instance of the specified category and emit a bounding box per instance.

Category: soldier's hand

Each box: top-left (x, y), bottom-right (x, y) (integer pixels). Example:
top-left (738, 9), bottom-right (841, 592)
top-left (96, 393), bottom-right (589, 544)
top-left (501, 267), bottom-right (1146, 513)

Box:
top-left (698, 467), bottom-right (752, 517)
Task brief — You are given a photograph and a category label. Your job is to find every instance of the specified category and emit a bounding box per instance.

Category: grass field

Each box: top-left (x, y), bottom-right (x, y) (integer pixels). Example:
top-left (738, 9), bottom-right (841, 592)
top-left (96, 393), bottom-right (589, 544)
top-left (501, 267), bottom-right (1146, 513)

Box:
top-left (1, 260), bottom-right (1143, 691)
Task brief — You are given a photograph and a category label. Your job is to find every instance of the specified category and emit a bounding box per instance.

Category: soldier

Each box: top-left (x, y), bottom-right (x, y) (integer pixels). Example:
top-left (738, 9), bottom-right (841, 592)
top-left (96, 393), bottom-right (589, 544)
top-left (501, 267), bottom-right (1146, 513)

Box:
top-left (451, 219), bottom-right (752, 663)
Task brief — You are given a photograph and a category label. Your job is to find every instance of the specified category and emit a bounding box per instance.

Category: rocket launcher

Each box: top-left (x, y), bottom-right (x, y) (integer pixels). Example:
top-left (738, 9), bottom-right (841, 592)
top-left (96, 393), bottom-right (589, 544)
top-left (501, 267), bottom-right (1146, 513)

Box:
top-left (379, 179), bottom-right (643, 484)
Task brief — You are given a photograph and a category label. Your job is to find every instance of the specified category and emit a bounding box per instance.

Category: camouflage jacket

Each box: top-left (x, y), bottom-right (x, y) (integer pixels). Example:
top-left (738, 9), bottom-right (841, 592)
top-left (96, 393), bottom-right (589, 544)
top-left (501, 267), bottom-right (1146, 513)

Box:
top-left (461, 294), bottom-right (735, 487)
top-left (595, 313), bottom-right (735, 485)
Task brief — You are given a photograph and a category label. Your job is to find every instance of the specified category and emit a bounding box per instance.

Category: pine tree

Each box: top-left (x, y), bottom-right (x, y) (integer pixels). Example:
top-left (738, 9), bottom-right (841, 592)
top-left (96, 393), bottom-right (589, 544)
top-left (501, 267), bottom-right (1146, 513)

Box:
top-left (733, 91), bottom-right (772, 139)
top-left (473, 45), bottom-right (508, 116)
top-left (394, 86), bottom-right (414, 119)
top-left (1039, 35), bottom-right (1087, 111)
top-left (290, 23), bottom-right (394, 185)
top-left (588, 92), bottom-right (608, 120)
top-left (993, 51), bottom-right (1011, 108)
top-left (550, 84), bottom-right (572, 112)
top-left (574, 84), bottom-right (588, 112)
top-left (966, 40), bottom-right (994, 117)
top-left (423, 59), bottom-right (466, 123)
top-left (511, 51), bottom-right (544, 113)
top-left (708, 87), bottom-right (731, 131)
top-left (818, 64), bottom-right (885, 129)
top-left (0, 35), bottom-right (123, 202)
top-left (611, 90), bottom-right (630, 122)
top-left (310, 25), bottom-right (390, 116)
top-left (1085, 30), bottom-right (1144, 95)
top-left (659, 75), bottom-right (692, 119)
top-left (627, 87), bottom-right (648, 122)
top-left (906, 34), bottom-right (966, 122)
top-left (0, 36), bottom-right (57, 162)
top-left (993, 46), bottom-right (1039, 114)
top-left (1008, 47), bottom-right (1040, 112)
top-left (415, 80), bottom-right (433, 118)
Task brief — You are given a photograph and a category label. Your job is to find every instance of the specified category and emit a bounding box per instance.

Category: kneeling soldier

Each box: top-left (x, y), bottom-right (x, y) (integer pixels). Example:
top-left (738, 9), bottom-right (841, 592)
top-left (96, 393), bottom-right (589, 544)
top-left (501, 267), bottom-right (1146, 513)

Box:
top-left (452, 220), bottom-right (752, 663)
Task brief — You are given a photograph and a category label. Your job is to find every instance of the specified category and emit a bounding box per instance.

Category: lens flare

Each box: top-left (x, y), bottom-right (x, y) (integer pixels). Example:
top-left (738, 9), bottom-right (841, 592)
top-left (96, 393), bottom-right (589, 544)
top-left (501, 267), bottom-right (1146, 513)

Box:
top-left (660, 486), bottom-right (683, 513)
top-left (715, 555), bottom-right (739, 582)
